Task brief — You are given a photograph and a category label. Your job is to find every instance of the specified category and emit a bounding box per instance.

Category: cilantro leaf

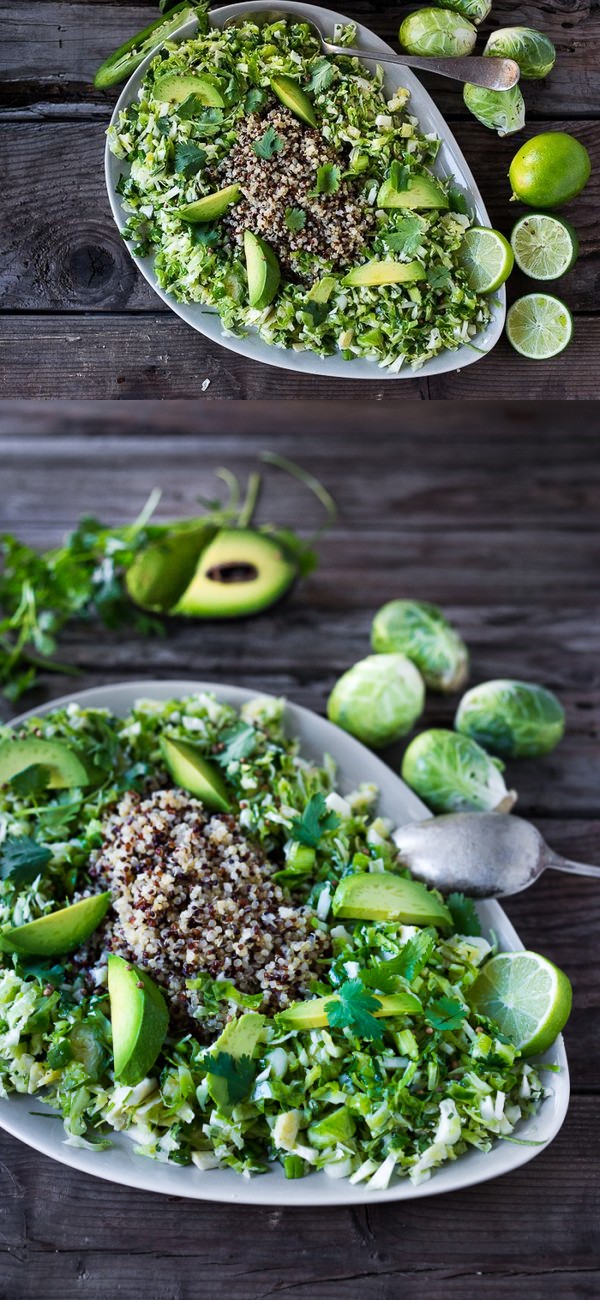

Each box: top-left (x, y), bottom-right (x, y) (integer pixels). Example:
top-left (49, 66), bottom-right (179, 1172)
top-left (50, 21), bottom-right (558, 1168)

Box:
top-left (383, 214), bottom-right (424, 257)
top-left (174, 142), bottom-right (207, 178)
top-left (253, 125), bottom-right (284, 160)
top-left (361, 930), bottom-right (435, 991)
top-left (289, 793), bottom-right (340, 848)
top-left (427, 264), bottom-right (452, 291)
top-left (156, 116), bottom-right (171, 136)
top-left (245, 86), bottom-right (267, 114)
top-left (204, 1050), bottom-right (256, 1104)
top-left (215, 722), bottom-right (257, 767)
top-left (447, 892), bottom-right (482, 937)
top-left (448, 185), bottom-right (470, 215)
top-left (325, 980), bottom-right (384, 1040)
top-left (389, 161), bottom-right (410, 192)
top-left (426, 996), bottom-right (467, 1032)
top-left (307, 59), bottom-right (334, 94)
top-left (303, 300), bottom-right (329, 327)
top-left (9, 764), bottom-right (51, 797)
top-left (0, 835), bottom-right (51, 890)
top-left (285, 206), bottom-right (306, 232)
top-left (192, 226), bottom-right (220, 247)
top-left (311, 163), bottom-right (341, 196)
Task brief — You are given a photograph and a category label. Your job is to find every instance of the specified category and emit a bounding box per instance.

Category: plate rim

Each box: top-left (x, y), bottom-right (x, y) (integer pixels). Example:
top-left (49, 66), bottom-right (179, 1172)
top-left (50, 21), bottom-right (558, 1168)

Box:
top-left (104, 0), bottom-right (506, 381)
top-left (0, 679), bottom-right (569, 1205)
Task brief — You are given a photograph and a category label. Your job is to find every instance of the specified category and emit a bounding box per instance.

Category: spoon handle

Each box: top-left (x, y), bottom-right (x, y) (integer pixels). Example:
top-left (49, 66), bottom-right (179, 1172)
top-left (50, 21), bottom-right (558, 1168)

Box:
top-left (548, 856), bottom-right (600, 880)
top-left (322, 42), bottom-right (520, 91)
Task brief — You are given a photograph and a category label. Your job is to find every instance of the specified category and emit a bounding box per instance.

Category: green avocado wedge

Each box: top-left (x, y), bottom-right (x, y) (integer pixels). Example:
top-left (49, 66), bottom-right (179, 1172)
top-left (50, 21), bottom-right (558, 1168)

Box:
top-left (94, 3), bottom-right (197, 89)
top-left (160, 736), bottom-right (230, 811)
top-left (154, 73), bottom-right (224, 107)
top-left (244, 231), bottom-right (281, 309)
top-left (172, 528), bottom-right (296, 618)
top-left (206, 1011), bottom-right (266, 1111)
top-left (0, 737), bottom-right (89, 789)
top-left (108, 955), bottom-right (169, 1086)
top-left (377, 174), bottom-right (449, 211)
top-left (332, 872), bottom-right (452, 928)
top-left (125, 524), bottom-right (217, 613)
top-left (179, 184), bottom-right (241, 223)
top-left (344, 260), bottom-right (426, 288)
top-left (270, 75), bottom-right (317, 127)
top-left (0, 892), bottom-right (112, 956)
top-left (277, 988), bottom-right (422, 1031)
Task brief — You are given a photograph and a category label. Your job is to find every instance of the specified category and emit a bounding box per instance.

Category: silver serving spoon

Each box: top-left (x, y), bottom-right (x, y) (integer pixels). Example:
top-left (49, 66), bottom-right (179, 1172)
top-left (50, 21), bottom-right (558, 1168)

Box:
top-left (222, 8), bottom-right (520, 91)
top-left (393, 812), bottom-right (600, 899)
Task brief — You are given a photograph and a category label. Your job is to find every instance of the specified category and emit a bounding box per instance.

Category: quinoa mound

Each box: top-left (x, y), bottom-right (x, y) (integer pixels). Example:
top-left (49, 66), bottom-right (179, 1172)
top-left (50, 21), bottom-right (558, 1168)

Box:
top-left (89, 788), bottom-right (330, 1038)
top-left (219, 106), bottom-right (376, 279)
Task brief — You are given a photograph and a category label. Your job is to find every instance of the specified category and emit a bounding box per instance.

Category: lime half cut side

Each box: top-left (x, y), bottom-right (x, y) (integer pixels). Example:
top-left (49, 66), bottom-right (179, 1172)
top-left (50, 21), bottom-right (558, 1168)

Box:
top-left (458, 226), bottom-right (514, 293)
top-left (468, 950), bottom-right (572, 1057)
top-left (511, 214), bottom-right (579, 281)
top-left (506, 293), bottom-right (573, 359)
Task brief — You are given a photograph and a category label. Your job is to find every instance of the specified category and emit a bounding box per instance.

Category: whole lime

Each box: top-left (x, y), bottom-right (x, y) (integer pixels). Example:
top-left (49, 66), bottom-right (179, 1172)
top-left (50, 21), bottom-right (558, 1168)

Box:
top-left (509, 132), bottom-right (591, 208)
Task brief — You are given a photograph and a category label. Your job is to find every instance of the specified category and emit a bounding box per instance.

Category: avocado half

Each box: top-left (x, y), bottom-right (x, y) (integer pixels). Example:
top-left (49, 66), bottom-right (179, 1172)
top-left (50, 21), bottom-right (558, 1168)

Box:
top-left (173, 528), bottom-right (296, 618)
top-left (0, 737), bottom-right (89, 789)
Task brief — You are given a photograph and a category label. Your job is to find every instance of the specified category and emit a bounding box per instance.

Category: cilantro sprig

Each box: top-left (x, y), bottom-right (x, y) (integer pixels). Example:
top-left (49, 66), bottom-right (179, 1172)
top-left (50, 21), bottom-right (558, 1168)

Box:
top-left (325, 979), bottom-right (384, 1041)
top-left (253, 125), bottom-right (284, 160)
top-left (215, 723), bottom-right (257, 767)
top-left (204, 1050), bottom-right (256, 1105)
top-left (426, 996), bottom-right (467, 1032)
top-left (0, 835), bottom-right (51, 891)
top-left (361, 930), bottom-right (436, 992)
top-left (289, 793), bottom-right (340, 848)
top-left (447, 892), bottom-right (482, 937)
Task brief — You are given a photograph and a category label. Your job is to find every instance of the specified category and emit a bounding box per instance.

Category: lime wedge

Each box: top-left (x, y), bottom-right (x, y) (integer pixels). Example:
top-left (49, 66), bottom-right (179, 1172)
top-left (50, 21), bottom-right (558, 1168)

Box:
top-left (506, 293), bottom-right (573, 359)
top-left (511, 214), bottom-right (579, 281)
top-left (458, 226), bottom-right (514, 293)
top-left (468, 950), bottom-right (572, 1057)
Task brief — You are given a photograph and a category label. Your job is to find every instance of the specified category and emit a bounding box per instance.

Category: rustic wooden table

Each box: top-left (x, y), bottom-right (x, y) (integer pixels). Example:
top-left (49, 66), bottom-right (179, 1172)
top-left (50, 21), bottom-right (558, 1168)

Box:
top-left (1, 1), bottom-right (599, 399)
top-left (0, 399), bottom-right (598, 1297)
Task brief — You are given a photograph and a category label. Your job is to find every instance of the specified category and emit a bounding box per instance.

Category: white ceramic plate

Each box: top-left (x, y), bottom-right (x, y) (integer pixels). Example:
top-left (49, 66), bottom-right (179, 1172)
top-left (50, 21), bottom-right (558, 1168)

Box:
top-left (105, 1), bottom-right (505, 380)
top-left (0, 680), bottom-right (568, 1204)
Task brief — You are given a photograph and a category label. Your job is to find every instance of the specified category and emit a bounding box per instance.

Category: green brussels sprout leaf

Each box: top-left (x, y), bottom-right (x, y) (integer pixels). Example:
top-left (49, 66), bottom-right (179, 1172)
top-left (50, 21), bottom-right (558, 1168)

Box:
top-left (463, 84), bottom-right (526, 137)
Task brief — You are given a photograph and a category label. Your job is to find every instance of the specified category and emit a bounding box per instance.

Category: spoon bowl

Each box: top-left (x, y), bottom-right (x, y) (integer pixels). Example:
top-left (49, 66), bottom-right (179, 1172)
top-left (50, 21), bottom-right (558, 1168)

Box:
top-left (223, 9), bottom-right (520, 90)
top-left (393, 812), bottom-right (600, 899)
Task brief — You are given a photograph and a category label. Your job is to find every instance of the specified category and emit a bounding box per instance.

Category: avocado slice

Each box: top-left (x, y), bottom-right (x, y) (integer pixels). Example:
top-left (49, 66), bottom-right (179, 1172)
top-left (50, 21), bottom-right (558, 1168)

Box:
top-left (277, 988), bottom-right (421, 1031)
top-left (377, 173), bottom-right (449, 211)
top-left (153, 73), bottom-right (225, 107)
top-left (108, 955), bottom-right (169, 1086)
top-left (344, 260), bottom-right (426, 288)
top-left (179, 184), bottom-right (241, 223)
top-left (307, 1106), bottom-right (356, 1149)
top-left (270, 75), bottom-right (317, 127)
top-left (172, 528), bottom-right (296, 619)
top-left (244, 232), bottom-right (281, 309)
top-left (332, 872), bottom-right (452, 928)
top-left (125, 524), bottom-right (216, 614)
top-left (0, 737), bottom-right (89, 790)
top-left (0, 891), bottom-right (112, 956)
top-left (160, 736), bottom-right (230, 811)
top-left (206, 1011), bottom-right (265, 1110)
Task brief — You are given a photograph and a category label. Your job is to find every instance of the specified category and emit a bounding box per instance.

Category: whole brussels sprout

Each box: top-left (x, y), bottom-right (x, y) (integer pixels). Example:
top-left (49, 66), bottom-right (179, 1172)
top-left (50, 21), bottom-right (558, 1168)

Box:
top-left (400, 9), bottom-right (477, 57)
top-left (441, 0), bottom-right (491, 23)
top-left (401, 728), bottom-right (517, 813)
top-left (371, 600), bottom-right (469, 693)
top-left (455, 679), bottom-right (565, 758)
top-left (327, 654), bottom-right (425, 748)
top-left (484, 27), bottom-right (556, 79)
top-left (463, 83), bottom-right (526, 136)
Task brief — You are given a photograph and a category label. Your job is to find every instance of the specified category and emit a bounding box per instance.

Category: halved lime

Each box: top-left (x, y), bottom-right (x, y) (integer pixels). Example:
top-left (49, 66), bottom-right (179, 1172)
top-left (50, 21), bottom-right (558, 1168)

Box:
top-left (511, 214), bottom-right (579, 281)
top-left (506, 293), bottom-right (573, 359)
top-left (458, 226), bottom-right (514, 294)
top-left (468, 950), bottom-right (572, 1057)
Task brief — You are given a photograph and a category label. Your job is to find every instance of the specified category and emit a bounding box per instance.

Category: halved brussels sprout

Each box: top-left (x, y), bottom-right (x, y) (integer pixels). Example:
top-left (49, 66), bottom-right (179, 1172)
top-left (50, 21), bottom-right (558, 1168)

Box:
top-left (327, 654), bottom-right (425, 749)
top-left (442, 0), bottom-right (491, 23)
top-left (401, 729), bottom-right (517, 813)
top-left (483, 27), bottom-right (556, 79)
top-left (463, 83), bottom-right (526, 136)
top-left (455, 679), bottom-right (565, 758)
top-left (399, 9), bottom-right (477, 57)
top-left (371, 600), bottom-right (469, 693)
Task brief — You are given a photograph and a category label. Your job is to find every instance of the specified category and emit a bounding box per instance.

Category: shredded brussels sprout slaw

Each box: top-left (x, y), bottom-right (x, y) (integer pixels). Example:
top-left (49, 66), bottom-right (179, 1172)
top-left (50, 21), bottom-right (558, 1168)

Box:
top-left (0, 693), bottom-right (551, 1188)
top-left (108, 13), bottom-right (492, 371)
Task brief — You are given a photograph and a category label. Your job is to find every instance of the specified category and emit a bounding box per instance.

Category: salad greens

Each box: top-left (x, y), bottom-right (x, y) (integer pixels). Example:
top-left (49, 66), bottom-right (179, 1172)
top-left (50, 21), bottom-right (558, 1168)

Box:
top-left (108, 14), bottom-right (492, 371)
top-left (0, 693), bottom-right (550, 1188)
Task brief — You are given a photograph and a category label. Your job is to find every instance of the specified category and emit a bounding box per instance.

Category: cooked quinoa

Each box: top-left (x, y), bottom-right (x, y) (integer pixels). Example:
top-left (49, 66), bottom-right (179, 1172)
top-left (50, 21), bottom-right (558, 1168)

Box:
top-left (219, 108), bottom-right (375, 278)
top-left (89, 788), bottom-right (330, 1037)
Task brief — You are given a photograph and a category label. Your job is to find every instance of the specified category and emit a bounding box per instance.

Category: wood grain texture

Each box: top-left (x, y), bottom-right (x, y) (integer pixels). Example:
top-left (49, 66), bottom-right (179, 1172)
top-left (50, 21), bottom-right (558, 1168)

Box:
top-left (1, 1), bottom-right (599, 397)
top-left (0, 411), bottom-right (598, 1293)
